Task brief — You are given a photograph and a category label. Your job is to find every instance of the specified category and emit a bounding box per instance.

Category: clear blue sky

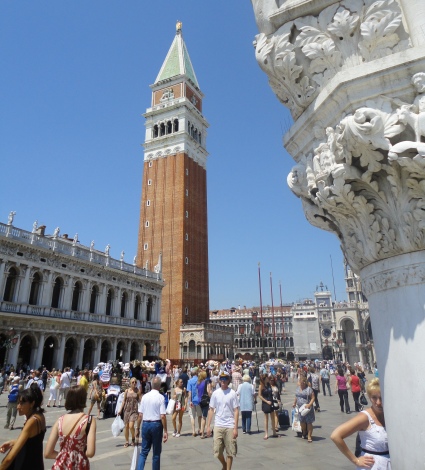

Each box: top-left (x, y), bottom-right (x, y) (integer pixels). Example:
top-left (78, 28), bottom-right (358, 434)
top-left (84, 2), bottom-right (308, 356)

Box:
top-left (0, 1), bottom-right (348, 309)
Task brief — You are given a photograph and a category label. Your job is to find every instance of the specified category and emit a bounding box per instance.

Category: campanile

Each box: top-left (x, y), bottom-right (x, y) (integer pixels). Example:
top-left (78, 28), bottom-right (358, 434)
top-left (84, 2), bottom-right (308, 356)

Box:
top-left (137, 22), bottom-right (209, 360)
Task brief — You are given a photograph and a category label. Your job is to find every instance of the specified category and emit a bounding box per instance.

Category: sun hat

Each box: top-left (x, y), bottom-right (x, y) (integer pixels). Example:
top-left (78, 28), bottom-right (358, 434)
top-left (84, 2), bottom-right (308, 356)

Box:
top-left (219, 370), bottom-right (230, 379)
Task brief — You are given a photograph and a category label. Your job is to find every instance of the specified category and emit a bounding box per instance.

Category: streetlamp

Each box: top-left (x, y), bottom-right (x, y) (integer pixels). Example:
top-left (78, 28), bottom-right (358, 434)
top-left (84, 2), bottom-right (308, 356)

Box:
top-left (1, 328), bottom-right (19, 368)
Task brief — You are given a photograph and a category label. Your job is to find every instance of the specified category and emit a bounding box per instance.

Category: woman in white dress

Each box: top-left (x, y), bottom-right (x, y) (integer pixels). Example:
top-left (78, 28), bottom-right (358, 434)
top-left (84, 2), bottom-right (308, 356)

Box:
top-left (47, 372), bottom-right (59, 407)
top-left (331, 378), bottom-right (390, 469)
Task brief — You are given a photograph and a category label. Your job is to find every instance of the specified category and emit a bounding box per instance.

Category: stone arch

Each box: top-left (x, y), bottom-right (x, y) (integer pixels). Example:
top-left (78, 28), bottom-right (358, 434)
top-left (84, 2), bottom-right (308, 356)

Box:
top-left (82, 338), bottom-right (96, 369)
top-left (130, 341), bottom-right (140, 361)
top-left (3, 266), bottom-right (20, 302)
top-left (71, 281), bottom-right (83, 311)
top-left (89, 285), bottom-right (99, 314)
top-left (17, 333), bottom-right (36, 370)
top-left (100, 339), bottom-right (111, 363)
top-left (106, 288), bottom-right (114, 315)
top-left (134, 294), bottom-right (141, 320)
top-left (41, 335), bottom-right (59, 370)
top-left (51, 276), bottom-right (64, 308)
top-left (116, 340), bottom-right (126, 361)
top-left (63, 337), bottom-right (77, 368)
top-left (146, 296), bottom-right (153, 321)
top-left (29, 271), bottom-right (43, 305)
top-left (287, 351), bottom-right (295, 361)
top-left (120, 291), bottom-right (128, 318)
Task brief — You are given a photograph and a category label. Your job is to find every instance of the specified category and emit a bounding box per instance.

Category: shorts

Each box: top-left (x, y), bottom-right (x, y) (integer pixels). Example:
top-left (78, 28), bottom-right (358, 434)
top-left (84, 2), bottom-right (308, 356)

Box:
top-left (188, 404), bottom-right (203, 419)
top-left (213, 427), bottom-right (237, 458)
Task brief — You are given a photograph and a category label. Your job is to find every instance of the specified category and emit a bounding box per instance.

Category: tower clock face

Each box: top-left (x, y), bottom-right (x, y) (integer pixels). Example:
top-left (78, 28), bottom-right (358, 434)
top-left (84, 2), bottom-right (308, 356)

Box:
top-left (322, 328), bottom-right (332, 338)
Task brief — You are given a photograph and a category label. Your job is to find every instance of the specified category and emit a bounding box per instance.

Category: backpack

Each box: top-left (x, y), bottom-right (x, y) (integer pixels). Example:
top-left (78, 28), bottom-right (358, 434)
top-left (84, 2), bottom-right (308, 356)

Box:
top-left (8, 385), bottom-right (19, 403)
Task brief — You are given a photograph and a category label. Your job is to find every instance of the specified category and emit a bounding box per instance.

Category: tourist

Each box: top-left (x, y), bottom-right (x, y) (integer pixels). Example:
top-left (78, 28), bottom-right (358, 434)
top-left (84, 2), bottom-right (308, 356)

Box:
top-left (197, 370), bottom-right (211, 438)
top-left (331, 378), bottom-right (390, 469)
top-left (293, 376), bottom-right (315, 442)
top-left (308, 366), bottom-right (321, 412)
top-left (118, 377), bottom-right (141, 448)
top-left (0, 383), bottom-right (46, 469)
top-left (231, 365), bottom-right (242, 391)
top-left (137, 376), bottom-right (168, 470)
top-left (87, 373), bottom-right (103, 419)
top-left (335, 367), bottom-right (351, 414)
top-left (79, 369), bottom-right (89, 392)
top-left (171, 378), bottom-right (186, 437)
top-left (348, 367), bottom-right (362, 412)
top-left (206, 370), bottom-right (239, 470)
top-left (45, 385), bottom-right (96, 468)
top-left (320, 363), bottom-right (332, 396)
top-left (236, 374), bottom-right (256, 434)
top-left (4, 377), bottom-right (21, 430)
top-left (25, 370), bottom-right (44, 391)
top-left (258, 374), bottom-right (277, 439)
top-left (269, 376), bottom-right (281, 432)
top-left (187, 367), bottom-right (202, 437)
top-left (58, 367), bottom-right (72, 406)
top-left (47, 372), bottom-right (60, 408)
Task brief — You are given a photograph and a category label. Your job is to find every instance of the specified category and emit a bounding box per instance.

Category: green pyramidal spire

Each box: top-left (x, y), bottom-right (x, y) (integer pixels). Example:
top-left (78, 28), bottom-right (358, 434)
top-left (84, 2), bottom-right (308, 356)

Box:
top-left (155, 21), bottom-right (199, 88)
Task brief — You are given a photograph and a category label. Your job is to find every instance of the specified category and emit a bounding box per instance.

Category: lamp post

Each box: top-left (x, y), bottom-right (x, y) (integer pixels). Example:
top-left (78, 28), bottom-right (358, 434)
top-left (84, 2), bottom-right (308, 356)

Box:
top-left (1, 328), bottom-right (19, 368)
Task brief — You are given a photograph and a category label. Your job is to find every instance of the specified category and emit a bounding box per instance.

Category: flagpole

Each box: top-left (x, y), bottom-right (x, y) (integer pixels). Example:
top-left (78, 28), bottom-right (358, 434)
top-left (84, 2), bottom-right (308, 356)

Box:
top-left (270, 272), bottom-right (276, 357)
top-left (258, 263), bottom-right (265, 358)
top-left (279, 280), bottom-right (287, 358)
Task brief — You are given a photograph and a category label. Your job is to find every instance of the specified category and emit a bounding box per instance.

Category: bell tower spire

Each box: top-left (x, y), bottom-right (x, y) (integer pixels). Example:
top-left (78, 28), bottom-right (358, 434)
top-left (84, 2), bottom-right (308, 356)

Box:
top-left (137, 24), bottom-right (210, 360)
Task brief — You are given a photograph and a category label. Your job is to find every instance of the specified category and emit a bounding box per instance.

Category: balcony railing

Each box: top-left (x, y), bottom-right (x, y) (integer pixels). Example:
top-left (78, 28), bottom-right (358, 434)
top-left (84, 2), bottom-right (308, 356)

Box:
top-left (0, 223), bottom-right (161, 282)
top-left (0, 301), bottom-right (162, 330)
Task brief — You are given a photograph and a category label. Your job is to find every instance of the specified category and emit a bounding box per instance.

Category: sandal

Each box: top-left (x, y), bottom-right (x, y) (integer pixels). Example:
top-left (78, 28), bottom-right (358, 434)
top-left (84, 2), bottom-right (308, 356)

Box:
top-left (124, 442), bottom-right (129, 448)
top-left (131, 438), bottom-right (135, 447)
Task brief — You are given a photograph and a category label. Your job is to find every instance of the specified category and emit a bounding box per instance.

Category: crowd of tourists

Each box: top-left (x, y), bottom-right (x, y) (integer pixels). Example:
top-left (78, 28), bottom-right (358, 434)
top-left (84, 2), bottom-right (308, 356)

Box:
top-left (0, 357), bottom-right (388, 469)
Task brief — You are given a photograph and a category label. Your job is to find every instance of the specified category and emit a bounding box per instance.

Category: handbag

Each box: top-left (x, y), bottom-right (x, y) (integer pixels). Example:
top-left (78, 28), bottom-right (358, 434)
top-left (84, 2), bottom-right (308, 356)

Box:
top-left (261, 401), bottom-right (272, 414)
top-left (360, 393), bottom-right (368, 406)
top-left (166, 398), bottom-right (176, 415)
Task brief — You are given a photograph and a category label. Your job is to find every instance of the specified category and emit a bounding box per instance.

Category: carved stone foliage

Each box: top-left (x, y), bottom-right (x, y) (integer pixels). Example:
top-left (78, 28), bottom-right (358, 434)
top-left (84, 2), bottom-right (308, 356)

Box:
top-left (254, 0), bottom-right (410, 119)
top-left (288, 73), bottom-right (425, 272)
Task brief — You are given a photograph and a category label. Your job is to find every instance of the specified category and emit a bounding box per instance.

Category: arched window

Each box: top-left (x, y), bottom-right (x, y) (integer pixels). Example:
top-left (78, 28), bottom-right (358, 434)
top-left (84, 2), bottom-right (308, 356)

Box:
top-left (121, 292), bottom-right (128, 318)
top-left (146, 297), bottom-right (153, 321)
top-left (3, 267), bottom-right (19, 302)
top-left (71, 281), bottom-right (82, 311)
top-left (173, 119), bottom-right (179, 132)
top-left (188, 340), bottom-right (195, 353)
top-left (198, 133), bottom-right (202, 145)
top-left (51, 277), bottom-right (64, 308)
top-left (134, 295), bottom-right (141, 320)
top-left (160, 123), bottom-right (165, 136)
top-left (89, 285), bottom-right (98, 313)
top-left (28, 272), bottom-right (42, 305)
top-left (153, 124), bottom-right (159, 138)
top-left (167, 120), bottom-right (172, 134)
top-left (106, 288), bottom-right (114, 316)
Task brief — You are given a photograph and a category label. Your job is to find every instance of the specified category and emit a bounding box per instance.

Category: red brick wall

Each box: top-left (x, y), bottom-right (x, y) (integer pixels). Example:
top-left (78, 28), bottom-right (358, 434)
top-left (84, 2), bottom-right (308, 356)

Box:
top-left (137, 153), bottom-right (209, 359)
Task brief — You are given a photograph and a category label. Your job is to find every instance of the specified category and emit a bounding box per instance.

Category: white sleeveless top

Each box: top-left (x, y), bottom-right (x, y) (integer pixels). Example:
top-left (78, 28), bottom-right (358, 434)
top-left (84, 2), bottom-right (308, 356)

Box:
top-left (356, 410), bottom-right (391, 470)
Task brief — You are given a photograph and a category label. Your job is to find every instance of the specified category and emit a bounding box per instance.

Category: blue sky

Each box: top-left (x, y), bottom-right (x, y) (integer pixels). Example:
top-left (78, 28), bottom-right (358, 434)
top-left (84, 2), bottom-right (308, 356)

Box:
top-left (0, 1), bottom-right (348, 309)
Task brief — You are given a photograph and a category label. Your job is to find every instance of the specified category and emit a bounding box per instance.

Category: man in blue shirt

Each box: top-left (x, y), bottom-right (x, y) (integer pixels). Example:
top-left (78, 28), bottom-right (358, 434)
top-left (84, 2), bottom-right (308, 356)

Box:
top-left (187, 367), bottom-right (202, 436)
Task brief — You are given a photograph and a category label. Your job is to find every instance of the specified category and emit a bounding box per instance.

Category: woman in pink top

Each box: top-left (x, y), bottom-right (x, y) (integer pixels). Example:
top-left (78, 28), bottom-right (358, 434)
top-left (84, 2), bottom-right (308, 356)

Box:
top-left (348, 367), bottom-right (362, 412)
top-left (335, 368), bottom-right (351, 414)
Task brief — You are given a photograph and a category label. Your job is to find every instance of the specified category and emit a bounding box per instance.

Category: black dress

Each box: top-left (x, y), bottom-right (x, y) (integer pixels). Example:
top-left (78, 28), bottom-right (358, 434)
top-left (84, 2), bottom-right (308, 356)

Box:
top-left (261, 384), bottom-right (273, 414)
top-left (9, 415), bottom-right (45, 470)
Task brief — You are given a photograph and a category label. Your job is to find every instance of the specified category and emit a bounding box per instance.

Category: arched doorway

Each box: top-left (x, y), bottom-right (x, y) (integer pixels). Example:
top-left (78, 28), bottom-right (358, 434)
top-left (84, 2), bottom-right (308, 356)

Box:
top-left (144, 343), bottom-right (152, 359)
top-left (287, 351), bottom-right (295, 361)
top-left (17, 335), bottom-right (33, 370)
top-left (116, 340), bottom-right (125, 361)
top-left (322, 345), bottom-right (333, 361)
top-left (130, 342), bottom-right (139, 361)
top-left (63, 338), bottom-right (77, 368)
top-left (278, 351), bottom-right (286, 359)
top-left (82, 339), bottom-right (95, 369)
top-left (41, 336), bottom-right (56, 370)
top-left (341, 319), bottom-right (359, 363)
top-left (100, 340), bottom-right (110, 363)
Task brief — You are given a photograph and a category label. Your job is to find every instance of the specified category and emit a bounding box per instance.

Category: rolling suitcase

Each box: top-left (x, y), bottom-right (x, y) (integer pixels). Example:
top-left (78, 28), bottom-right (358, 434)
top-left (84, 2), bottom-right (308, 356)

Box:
top-left (278, 408), bottom-right (290, 428)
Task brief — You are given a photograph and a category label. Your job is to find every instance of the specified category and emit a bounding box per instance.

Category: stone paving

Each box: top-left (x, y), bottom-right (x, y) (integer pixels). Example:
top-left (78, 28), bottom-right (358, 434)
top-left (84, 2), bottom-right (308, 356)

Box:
top-left (0, 376), bottom-right (360, 469)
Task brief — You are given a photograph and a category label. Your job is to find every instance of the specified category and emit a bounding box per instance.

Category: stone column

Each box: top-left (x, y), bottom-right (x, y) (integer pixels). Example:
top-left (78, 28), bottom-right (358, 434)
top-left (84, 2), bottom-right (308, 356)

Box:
top-left (18, 266), bottom-right (31, 303)
top-left (124, 340), bottom-right (132, 363)
top-left (115, 287), bottom-right (121, 317)
top-left (139, 340), bottom-right (145, 359)
top-left (8, 332), bottom-right (21, 369)
top-left (251, 0), bottom-right (425, 466)
top-left (98, 284), bottom-right (107, 315)
top-left (41, 271), bottom-right (54, 307)
top-left (0, 261), bottom-right (7, 298)
top-left (129, 291), bottom-right (135, 319)
top-left (110, 338), bottom-right (118, 361)
top-left (35, 332), bottom-right (45, 369)
top-left (76, 337), bottom-right (85, 370)
top-left (63, 276), bottom-right (74, 310)
top-left (81, 281), bottom-right (91, 313)
top-left (56, 334), bottom-right (66, 370)
top-left (141, 294), bottom-right (147, 321)
top-left (93, 338), bottom-right (101, 366)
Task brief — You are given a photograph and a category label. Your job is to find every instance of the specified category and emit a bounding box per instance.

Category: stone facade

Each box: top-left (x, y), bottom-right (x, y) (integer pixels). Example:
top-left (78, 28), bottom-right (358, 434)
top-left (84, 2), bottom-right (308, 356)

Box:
top-left (251, 0), bottom-right (425, 465)
top-left (137, 24), bottom-right (209, 360)
top-left (0, 219), bottom-right (163, 371)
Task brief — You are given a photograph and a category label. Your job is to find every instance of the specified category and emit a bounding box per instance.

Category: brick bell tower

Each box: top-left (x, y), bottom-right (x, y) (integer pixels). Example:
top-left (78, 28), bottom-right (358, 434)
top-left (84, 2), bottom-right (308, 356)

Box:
top-left (137, 22), bottom-right (210, 360)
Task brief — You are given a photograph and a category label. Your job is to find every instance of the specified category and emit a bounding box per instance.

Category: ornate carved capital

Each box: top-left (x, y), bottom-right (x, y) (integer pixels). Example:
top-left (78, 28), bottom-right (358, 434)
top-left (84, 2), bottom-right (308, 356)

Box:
top-left (254, 0), bottom-right (410, 119)
top-left (287, 75), bottom-right (425, 271)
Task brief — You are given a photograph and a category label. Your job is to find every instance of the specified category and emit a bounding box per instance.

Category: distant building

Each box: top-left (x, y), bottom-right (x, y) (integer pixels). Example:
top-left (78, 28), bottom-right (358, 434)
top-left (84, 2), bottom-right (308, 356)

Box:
top-left (292, 299), bottom-right (322, 361)
top-left (137, 22), bottom-right (210, 360)
top-left (209, 306), bottom-right (294, 362)
top-left (179, 322), bottom-right (233, 363)
top-left (0, 218), bottom-right (163, 370)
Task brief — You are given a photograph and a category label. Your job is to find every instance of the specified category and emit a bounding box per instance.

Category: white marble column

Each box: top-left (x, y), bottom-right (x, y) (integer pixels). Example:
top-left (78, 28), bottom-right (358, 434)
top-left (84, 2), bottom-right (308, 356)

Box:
top-left (0, 261), bottom-right (7, 298)
top-left (63, 276), bottom-right (74, 310)
top-left (76, 337), bottom-right (85, 370)
top-left (80, 281), bottom-right (91, 313)
top-left (141, 294), bottom-right (147, 321)
top-left (398, 0), bottom-right (425, 46)
top-left (55, 335), bottom-right (66, 370)
top-left (35, 332), bottom-right (45, 368)
top-left (18, 266), bottom-right (31, 303)
top-left (98, 284), bottom-right (107, 315)
top-left (41, 271), bottom-right (54, 307)
top-left (109, 338), bottom-right (118, 361)
top-left (139, 340), bottom-right (145, 359)
top-left (124, 341), bottom-right (132, 363)
top-left (115, 287), bottom-right (121, 317)
top-left (129, 291), bottom-right (135, 319)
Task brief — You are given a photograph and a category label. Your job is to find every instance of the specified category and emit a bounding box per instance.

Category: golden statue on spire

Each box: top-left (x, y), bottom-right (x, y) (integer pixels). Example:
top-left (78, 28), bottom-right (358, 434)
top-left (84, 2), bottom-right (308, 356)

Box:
top-left (176, 21), bottom-right (182, 33)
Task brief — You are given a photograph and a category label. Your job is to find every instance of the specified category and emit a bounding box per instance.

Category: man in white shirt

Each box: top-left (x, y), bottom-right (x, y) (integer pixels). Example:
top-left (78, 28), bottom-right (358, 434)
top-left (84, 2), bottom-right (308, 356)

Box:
top-left (137, 376), bottom-right (168, 470)
top-left (59, 367), bottom-right (71, 406)
top-left (206, 370), bottom-right (239, 470)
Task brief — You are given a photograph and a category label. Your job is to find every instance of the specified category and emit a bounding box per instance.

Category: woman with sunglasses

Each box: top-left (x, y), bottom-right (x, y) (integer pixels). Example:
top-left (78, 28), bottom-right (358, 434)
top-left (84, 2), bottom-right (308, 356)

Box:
top-left (0, 383), bottom-right (46, 470)
top-left (331, 379), bottom-right (390, 469)
top-left (117, 378), bottom-right (141, 447)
